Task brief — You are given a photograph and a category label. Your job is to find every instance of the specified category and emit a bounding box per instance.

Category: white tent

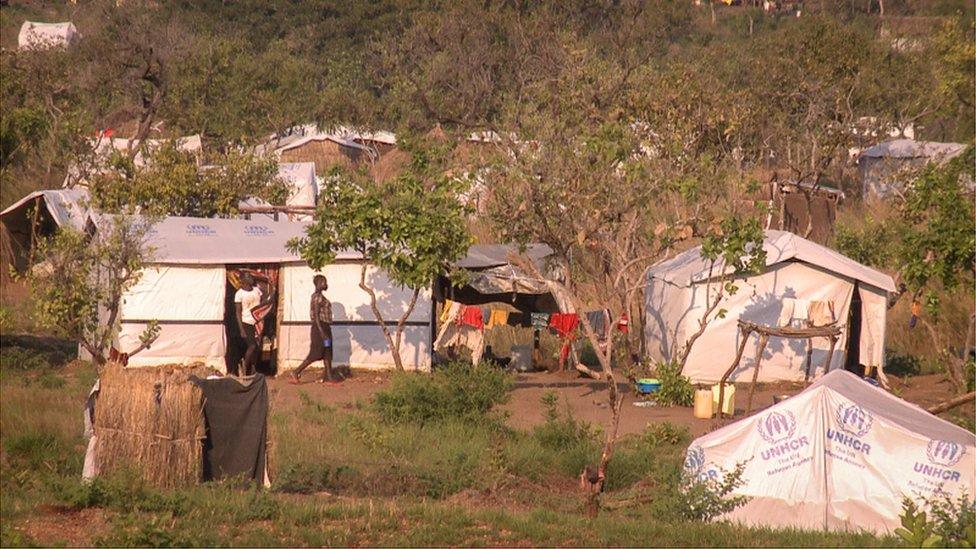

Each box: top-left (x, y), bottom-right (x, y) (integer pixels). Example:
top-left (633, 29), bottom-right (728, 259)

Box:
top-left (858, 139), bottom-right (967, 199)
top-left (105, 216), bottom-right (432, 372)
top-left (278, 162), bottom-right (318, 219)
top-left (644, 230), bottom-right (896, 383)
top-left (684, 370), bottom-right (975, 534)
top-left (18, 21), bottom-right (80, 50)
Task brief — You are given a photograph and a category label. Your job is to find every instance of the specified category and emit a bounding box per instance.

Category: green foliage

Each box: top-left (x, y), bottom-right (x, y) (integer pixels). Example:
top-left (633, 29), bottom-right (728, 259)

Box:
top-left (896, 498), bottom-right (944, 547)
top-left (700, 215), bottom-right (767, 277)
top-left (897, 493), bottom-right (976, 548)
top-left (532, 391), bottom-right (599, 474)
top-left (679, 461), bottom-right (749, 522)
top-left (834, 222), bottom-right (896, 268)
top-left (372, 361), bottom-right (513, 425)
top-left (88, 141), bottom-right (286, 217)
top-left (654, 361), bottom-right (695, 407)
top-left (898, 147), bottom-right (975, 297)
top-left (23, 217), bottom-right (156, 364)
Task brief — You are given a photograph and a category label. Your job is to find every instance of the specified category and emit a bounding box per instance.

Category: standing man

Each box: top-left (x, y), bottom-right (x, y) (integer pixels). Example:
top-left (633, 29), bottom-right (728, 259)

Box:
top-left (290, 274), bottom-right (339, 384)
top-left (234, 272), bottom-right (275, 376)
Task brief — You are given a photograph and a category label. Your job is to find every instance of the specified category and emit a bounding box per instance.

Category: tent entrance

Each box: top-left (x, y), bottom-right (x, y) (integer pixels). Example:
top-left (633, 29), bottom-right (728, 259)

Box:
top-left (224, 264), bottom-right (281, 376)
top-left (844, 283), bottom-right (863, 375)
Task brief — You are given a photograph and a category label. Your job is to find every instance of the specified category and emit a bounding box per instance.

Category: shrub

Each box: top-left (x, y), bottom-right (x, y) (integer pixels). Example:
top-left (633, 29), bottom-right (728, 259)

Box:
top-left (373, 361), bottom-right (513, 425)
top-left (654, 361), bottom-right (694, 407)
top-left (530, 391), bottom-right (600, 477)
top-left (679, 461), bottom-right (749, 522)
top-left (896, 493), bottom-right (976, 548)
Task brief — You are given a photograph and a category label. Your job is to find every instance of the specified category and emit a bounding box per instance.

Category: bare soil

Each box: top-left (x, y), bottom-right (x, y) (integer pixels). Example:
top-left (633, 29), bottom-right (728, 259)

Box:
top-left (268, 368), bottom-right (964, 439)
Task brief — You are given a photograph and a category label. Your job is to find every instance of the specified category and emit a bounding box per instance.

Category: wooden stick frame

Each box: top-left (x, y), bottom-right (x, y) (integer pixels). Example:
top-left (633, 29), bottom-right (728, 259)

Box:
top-left (717, 320), bottom-right (843, 418)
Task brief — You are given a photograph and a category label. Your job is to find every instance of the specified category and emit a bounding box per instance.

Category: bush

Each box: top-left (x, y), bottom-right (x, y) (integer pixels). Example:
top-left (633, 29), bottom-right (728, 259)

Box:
top-left (529, 391), bottom-right (600, 477)
top-left (654, 361), bottom-right (694, 407)
top-left (373, 361), bottom-right (513, 425)
top-left (896, 493), bottom-right (976, 548)
top-left (678, 461), bottom-right (749, 522)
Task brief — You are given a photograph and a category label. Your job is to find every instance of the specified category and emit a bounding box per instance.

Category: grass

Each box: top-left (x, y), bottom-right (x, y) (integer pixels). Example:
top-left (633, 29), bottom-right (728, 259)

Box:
top-left (0, 351), bottom-right (902, 547)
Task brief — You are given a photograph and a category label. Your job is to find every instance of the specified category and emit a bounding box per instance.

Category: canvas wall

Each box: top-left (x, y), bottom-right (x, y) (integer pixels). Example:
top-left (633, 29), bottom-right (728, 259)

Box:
top-left (646, 261), bottom-right (866, 383)
top-left (278, 263), bottom-right (432, 371)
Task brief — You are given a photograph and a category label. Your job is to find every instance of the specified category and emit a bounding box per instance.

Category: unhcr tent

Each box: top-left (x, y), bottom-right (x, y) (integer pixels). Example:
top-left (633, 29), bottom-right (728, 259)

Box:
top-left (644, 230), bottom-right (896, 383)
top-left (684, 370), bottom-right (975, 534)
top-left (0, 188), bottom-right (90, 272)
top-left (102, 216), bottom-right (432, 372)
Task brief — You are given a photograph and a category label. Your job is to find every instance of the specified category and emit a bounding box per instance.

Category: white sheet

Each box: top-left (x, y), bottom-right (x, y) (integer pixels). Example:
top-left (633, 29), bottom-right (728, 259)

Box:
top-left (121, 266), bottom-right (226, 321)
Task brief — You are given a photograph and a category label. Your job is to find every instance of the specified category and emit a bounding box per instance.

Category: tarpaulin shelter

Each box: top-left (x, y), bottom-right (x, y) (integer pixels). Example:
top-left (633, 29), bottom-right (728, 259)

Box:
top-left (644, 230), bottom-right (896, 383)
top-left (858, 139), bottom-right (967, 200)
top-left (18, 21), bottom-right (80, 50)
top-left (0, 188), bottom-right (90, 272)
top-left (683, 370), bottom-right (975, 534)
top-left (91, 215), bottom-right (432, 372)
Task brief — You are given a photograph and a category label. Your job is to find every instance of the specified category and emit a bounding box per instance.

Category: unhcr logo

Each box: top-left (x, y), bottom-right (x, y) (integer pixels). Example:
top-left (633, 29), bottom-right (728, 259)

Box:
top-left (826, 403), bottom-right (873, 455)
top-left (684, 446), bottom-right (705, 475)
top-left (836, 403), bottom-right (873, 437)
top-left (757, 410), bottom-right (797, 444)
top-left (244, 225), bottom-right (274, 237)
top-left (926, 440), bottom-right (966, 467)
top-left (185, 224), bottom-right (216, 236)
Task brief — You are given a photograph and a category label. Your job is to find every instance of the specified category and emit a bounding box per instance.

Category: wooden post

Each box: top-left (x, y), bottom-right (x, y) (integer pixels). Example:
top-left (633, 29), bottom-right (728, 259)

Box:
top-left (746, 333), bottom-right (770, 415)
top-left (823, 335), bottom-right (838, 377)
top-left (719, 326), bottom-right (752, 418)
top-left (804, 337), bottom-right (814, 382)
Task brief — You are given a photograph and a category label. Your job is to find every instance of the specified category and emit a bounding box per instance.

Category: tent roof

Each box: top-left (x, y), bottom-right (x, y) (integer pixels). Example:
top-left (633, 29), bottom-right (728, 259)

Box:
top-left (647, 230), bottom-right (896, 292)
top-left (453, 244), bottom-right (553, 270)
top-left (808, 370), bottom-right (974, 446)
top-left (0, 188), bottom-right (90, 230)
top-left (89, 216), bottom-right (351, 265)
top-left (859, 139), bottom-right (966, 160)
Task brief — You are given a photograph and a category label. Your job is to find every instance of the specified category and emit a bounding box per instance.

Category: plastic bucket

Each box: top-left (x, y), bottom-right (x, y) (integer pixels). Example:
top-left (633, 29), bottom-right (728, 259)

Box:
top-left (636, 378), bottom-right (661, 395)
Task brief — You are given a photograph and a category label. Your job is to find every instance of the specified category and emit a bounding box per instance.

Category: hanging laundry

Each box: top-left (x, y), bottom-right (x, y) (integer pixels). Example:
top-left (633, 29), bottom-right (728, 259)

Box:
top-left (617, 313), bottom-right (629, 333)
top-left (530, 313), bottom-right (550, 329)
top-left (487, 309), bottom-right (510, 329)
top-left (909, 301), bottom-right (921, 329)
top-left (585, 310), bottom-right (608, 336)
top-left (439, 300), bottom-right (456, 323)
top-left (808, 300), bottom-right (835, 327)
top-left (459, 306), bottom-right (485, 329)
top-left (549, 313), bottom-right (580, 339)
top-left (481, 307), bottom-right (491, 325)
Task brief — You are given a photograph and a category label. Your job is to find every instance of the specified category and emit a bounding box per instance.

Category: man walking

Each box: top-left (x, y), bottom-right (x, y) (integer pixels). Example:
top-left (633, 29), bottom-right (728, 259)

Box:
top-left (290, 274), bottom-right (339, 384)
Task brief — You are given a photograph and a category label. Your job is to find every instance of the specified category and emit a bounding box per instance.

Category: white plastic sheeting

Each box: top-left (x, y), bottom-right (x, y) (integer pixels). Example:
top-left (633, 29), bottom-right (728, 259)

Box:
top-left (279, 162), bottom-right (318, 215)
top-left (279, 263), bottom-right (432, 371)
top-left (283, 264), bottom-right (431, 323)
top-left (278, 324), bottom-right (431, 372)
top-left (120, 266), bottom-right (225, 321)
top-left (684, 370), bottom-right (975, 534)
top-left (0, 188), bottom-right (91, 230)
top-left (18, 21), bottom-right (80, 50)
top-left (119, 322), bottom-right (225, 370)
top-left (644, 231), bottom-right (894, 383)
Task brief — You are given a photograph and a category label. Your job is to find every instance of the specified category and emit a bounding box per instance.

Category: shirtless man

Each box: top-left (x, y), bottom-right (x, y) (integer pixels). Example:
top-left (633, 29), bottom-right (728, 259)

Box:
top-left (290, 275), bottom-right (339, 384)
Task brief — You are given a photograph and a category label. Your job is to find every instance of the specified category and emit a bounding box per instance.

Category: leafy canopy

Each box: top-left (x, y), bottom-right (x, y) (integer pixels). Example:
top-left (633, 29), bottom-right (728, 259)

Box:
top-left (289, 139), bottom-right (472, 290)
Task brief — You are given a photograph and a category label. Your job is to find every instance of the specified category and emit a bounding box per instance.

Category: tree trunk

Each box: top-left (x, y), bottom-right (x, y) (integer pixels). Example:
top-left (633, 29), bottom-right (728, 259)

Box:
top-left (359, 263), bottom-right (404, 371)
top-left (677, 276), bottom-right (726, 373)
top-left (394, 288), bottom-right (421, 366)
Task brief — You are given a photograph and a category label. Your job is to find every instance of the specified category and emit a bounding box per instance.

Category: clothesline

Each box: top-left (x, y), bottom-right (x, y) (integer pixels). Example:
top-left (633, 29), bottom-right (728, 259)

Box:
top-left (443, 301), bottom-right (629, 337)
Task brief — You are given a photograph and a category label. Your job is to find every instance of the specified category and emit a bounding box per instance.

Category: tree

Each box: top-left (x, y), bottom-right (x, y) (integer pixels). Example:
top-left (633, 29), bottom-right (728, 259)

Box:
top-left (87, 141), bottom-right (287, 218)
top-left (289, 138), bottom-right (472, 370)
top-left (24, 216), bottom-right (159, 365)
top-left (836, 147), bottom-right (975, 392)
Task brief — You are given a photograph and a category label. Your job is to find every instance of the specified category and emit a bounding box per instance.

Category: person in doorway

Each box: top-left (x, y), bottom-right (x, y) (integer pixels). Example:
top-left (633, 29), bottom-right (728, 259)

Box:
top-left (289, 275), bottom-right (339, 384)
top-left (234, 272), bottom-right (275, 376)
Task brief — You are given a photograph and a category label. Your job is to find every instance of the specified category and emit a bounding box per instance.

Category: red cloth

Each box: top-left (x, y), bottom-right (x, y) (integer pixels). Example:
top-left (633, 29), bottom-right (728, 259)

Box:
top-left (459, 306), bottom-right (484, 329)
top-left (108, 347), bottom-right (129, 366)
top-left (549, 313), bottom-right (580, 339)
top-left (617, 313), bottom-right (629, 333)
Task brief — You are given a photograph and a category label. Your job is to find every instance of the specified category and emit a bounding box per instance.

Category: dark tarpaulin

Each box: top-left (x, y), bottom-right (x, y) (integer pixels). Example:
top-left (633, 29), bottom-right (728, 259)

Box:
top-left (191, 375), bottom-right (268, 484)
